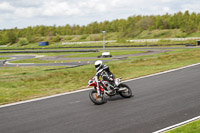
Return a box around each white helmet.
[94,60,103,71]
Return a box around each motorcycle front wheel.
[89,89,106,105]
[118,83,133,98]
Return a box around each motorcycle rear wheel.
[118,83,133,98]
[89,89,106,105]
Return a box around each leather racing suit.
[95,64,115,96]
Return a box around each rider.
[94,60,116,97]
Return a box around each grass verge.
[166,119,200,133]
[0,57,10,60]
[1,48,200,105]
[0,39,195,50]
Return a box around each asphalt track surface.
[0,64,200,133]
[0,49,168,67]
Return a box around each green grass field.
[167,119,200,133]
[1,39,195,49]
[1,48,200,105]
[0,57,10,60]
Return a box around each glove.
[109,77,113,81]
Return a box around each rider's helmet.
[94,60,103,71]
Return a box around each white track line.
[5,62,34,65]
[0,62,200,109]
[0,88,92,108]
[123,62,200,82]
[5,57,34,65]
[153,115,200,133]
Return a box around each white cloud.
[163,7,171,12]
[14,7,40,18]
[42,1,80,16]
[160,0,173,2]
[181,3,200,12]
[0,2,15,11]
[0,0,199,29]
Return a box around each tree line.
[0,10,199,45]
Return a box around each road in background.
[0,49,168,67]
[0,63,200,133]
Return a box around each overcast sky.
[0,0,199,29]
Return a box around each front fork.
[94,76,101,96]
[96,81,101,96]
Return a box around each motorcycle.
[88,76,133,105]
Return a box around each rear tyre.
[89,89,106,105]
[118,83,133,98]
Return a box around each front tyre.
[89,89,106,105]
[118,83,133,98]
